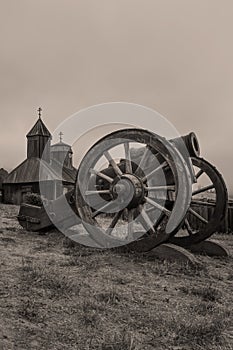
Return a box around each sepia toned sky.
[0,0,232,194]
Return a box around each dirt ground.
[0,204,232,350]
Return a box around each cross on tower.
[37,107,42,118]
[59,131,63,143]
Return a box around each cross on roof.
[59,131,63,143]
[37,107,42,119]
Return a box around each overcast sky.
[0,0,232,194]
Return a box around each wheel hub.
[111,174,145,208]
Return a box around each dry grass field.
[0,204,232,350]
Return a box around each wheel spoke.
[124,142,133,174]
[106,210,123,235]
[138,205,156,234]
[104,151,123,176]
[85,190,111,196]
[90,168,114,183]
[127,209,134,240]
[145,185,175,192]
[145,197,171,216]
[191,199,216,207]
[195,169,204,180]
[134,146,151,176]
[192,184,214,196]
[91,201,115,218]
[142,161,168,182]
[184,218,193,235]
[188,208,208,224]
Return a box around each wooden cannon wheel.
[75,129,192,250]
[169,157,228,247]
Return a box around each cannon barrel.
[170,132,200,158]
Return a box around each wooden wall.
[228,202,233,233]
[3,180,73,205]
[187,200,233,234]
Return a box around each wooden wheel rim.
[75,129,192,250]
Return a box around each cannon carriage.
[18,128,228,253]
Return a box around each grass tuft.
[17,297,45,323]
[173,316,227,346]
[95,289,121,305]
[88,330,136,350]
[20,258,77,298]
[180,284,222,302]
